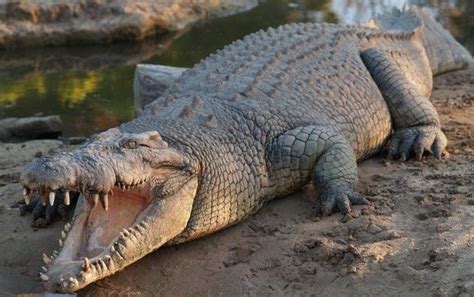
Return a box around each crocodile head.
[20,128,199,292]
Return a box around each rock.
[0,115,62,141]
[134,64,188,112]
[0,0,257,48]
[60,136,88,145]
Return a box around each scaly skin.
[19,6,472,292]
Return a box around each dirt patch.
[0,68,473,296]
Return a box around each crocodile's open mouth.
[33,180,155,291]
[24,172,198,293]
[66,185,152,261]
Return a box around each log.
[0,115,62,142]
[133,64,188,114]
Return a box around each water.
[0,0,472,137]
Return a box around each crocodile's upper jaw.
[39,177,198,292]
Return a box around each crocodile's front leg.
[268,126,367,216]
[361,48,447,160]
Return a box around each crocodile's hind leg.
[268,126,367,216]
[361,48,447,160]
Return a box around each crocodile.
[19,6,472,292]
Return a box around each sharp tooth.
[24,196,31,205]
[40,273,49,281]
[61,231,66,239]
[100,193,109,211]
[68,277,78,287]
[49,192,55,206]
[103,255,114,269]
[42,253,52,265]
[66,222,71,229]
[23,189,31,205]
[64,191,70,206]
[22,188,32,205]
[82,257,90,271]
[92,193,99,207]
[53,250,58,257]
[135,224,145,234]
[98,259,107,271]
[104,255,112,263]
[93,261,102,274]
[110,245,116,253]
[59,239,63,247]
[42,266,48,272]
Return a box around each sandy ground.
[0,68,473,296]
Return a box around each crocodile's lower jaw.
[41,183,155,292]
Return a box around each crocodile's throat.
[78,185,151,259]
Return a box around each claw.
[348,192,368,205]
[321,207,333,217]
[319,185,365,216]
[387,126,447,161]
[336,195,351,215]
[432,133,446,159]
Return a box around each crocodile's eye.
[123,140,138,149]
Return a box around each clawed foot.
[318,185,368,216]
[387,126,447,161]
[18,192,78,228]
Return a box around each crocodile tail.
[374,5,472,75]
